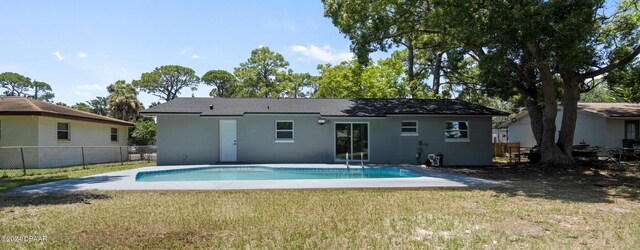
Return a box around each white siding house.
[502,103,640,149]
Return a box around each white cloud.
[179,47,192,55]
[74,84,102,97]
[180,47,202,59]
[77,52,88,59]
[52,51,64,61]
[290,44,353,63]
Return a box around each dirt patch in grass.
[439,161,640,203]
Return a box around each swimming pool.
[135,166,421,182]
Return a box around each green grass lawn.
[0,161,156,192]
[0,163,638,248]
[0,189,638,249]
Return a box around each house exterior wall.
[0,115,130,168]
[155,114,493,166]
[567,110,607,147]
[0,115,39,146]
[237,115,333,163]
[606,118,640,148]
[605,119,626,148]
[156,115,219,165]
[31,116,130,168]
[0,115,39,168]
[508,110,638,149]
[36,116,129,147]
[506,115,537,147]
[508,110,607,148]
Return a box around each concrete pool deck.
[11,164,501,193]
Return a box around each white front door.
[219,120,237,162]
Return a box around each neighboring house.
[0,96,133,167]
[501,103,640,149]
[141,98,507,166]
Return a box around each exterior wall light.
[318,119,327,125]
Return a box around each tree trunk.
[557,77,580,158]
[432,51,443,95]
[538,61,575,166]
[406,37,417,97]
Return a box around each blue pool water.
[135,166,421,182]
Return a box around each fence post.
[81,147,86,169]
[119,146,124,165]
[20,147,26,176]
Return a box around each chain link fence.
[0,146,156,175]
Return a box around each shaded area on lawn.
[440,161,640,203]
[0,175,68,192]
[0,192,111,210]
[0,161,155,192]
[9,175,127,193]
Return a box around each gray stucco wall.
[368,116,493,165]
[237,115,333,163]
[155,114,493,166]
[156,115,219,165]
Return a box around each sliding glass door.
[335,123,369,161]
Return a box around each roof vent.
[267,105,270,110]
[209,105,213,110]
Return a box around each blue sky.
[0,0,379,106]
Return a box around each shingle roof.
[577,103,640,117]
[141,98,508,117]
[498,102,640,128]
[0,96,133,126]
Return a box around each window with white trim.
[275,120,294,142]
[445,121,469,141]
[57,122,70,141]
[111,128,118,142]
[401,121,418,136]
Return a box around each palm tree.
[107,80,143,121]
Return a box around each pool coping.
[10,164,502,193]
[135,165,423,181]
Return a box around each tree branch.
[578,45,640,80]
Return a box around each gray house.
[141,98,507,166]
